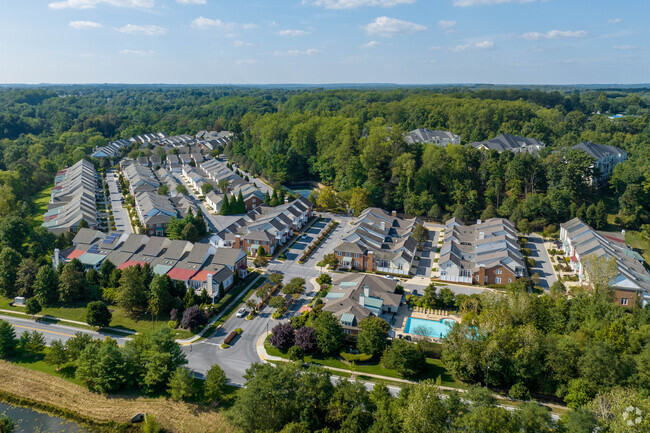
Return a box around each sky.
[0,0,648,84]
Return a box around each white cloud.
[235,59,258,64]
[49,0,154,9]
[241,23,258,29]
[453,40,494,51]
[361,40,380,48]
[453,0,545,6]
[613,45,635,50]
[191,16,238,31]
[274,48,321,56]
[117,24,166,36]
[118,49,156,55]
[233,40,253,47]
[176,0,206,4]
[428,46,443,51]
[278,29,308,37]
[69,20,102,30]
[522,29,586,40]
[306,0,416,9]
[608,18,622,24]
[363,16,427,37]
[438,20,456,30]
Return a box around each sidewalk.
[177,273,266,345]
[0,309,136,335]
[255,331,567,413]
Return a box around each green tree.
[117,265,149,315]
[313,311,344,354]
[0,416,14,433]
[157,184,169,195]
[518,218,532,235]
[0,320,17,358]
[457,406,519,433]
[168,367,197,401]
[15,258,38,298]
[45,339,69,370]
[20,331,45,355]
[99,260,116,288]
[58,259,86,302]
[205,363,228,403]
[357,316,389,356]
[558,408,598,433]
[176,184,188,195]
[201,182,214,195]
[86,301,112,328]
[220,194,231,215]
[411,224,429,246]
[564,378,596,409]
[349,186,370,217]
[25,298,41,317]
[0,247,21,297]
[401,380,448,433]
[316,187,338,209]
[582,254,617,293]
[381,339,425,377]
[327,379,375,432]
[148,274,173,318]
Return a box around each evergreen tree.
[237,190,246,213]
[264,191,271,204]
[205,364,227,403]
[217,282,224,300]
[220,195,231,215]
[59,259,86,302]
[45,339,68,370]
[168,367,197,401]
[0,320,17,358]
[0,247,21,297]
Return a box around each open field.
[0,361,234,433]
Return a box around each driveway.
[527,234,557,290]
[414,230,437,278]
[168,172,221,233]
[106,170,132,234]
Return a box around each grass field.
[32,183,53,224]
[0,360,234,433]
[0,296,193,339]
[625,230,650,266]
[264,340,465,388]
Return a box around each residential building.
[212,196,313,256]
[52,230,246,300]
[42,159,99,234]
[469,133,545,155]
[571,141,627,185]
[438,217,526,285]
[333,208,420,275]
[560,218,650,308]
[404,128,461,146]
[322,274,402,334]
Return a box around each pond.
[0,401,89,433]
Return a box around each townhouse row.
[53,228,248,299]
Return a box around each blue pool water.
[404,317,457,338]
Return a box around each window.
[496,277,501,284]
[621,298,628,306]
[354,253,360,258]
[354,261,359,267]
[496,269,502,275]
[508,279,512,283]
[475,275,479,281]
[484,276,488,283]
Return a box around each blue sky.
[0,0,647,84]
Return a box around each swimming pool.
[404,317,457,338]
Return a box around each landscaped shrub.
[270,322,295,351]
[181,306,208,331]
[295,326,316,353]
[509,382,531,400]
[288,345,304,361]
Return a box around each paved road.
[0,315,130,346]
[527,234,557,290]
[106,170,132,234]
[169,172,220,233]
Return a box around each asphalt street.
[106,170,132,234]
[527,234,557,290]
[0,315,130,346]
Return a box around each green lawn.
[11,348,85,387]
[32,183,53,224]
[625,230,650,267]
[264,340,465,388]
[0,296,192,339]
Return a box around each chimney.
[284,197,289,204]
[391,210,397,217]
[53,248,60,269]
[477,219,482,225]
[479,232,485,240]
[364,285,370,297]
[235,235,241,249]
[380,221,385,230]
[207,273,214,301]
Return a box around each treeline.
[227,361,648,433]
[226,91,650,230]
[0,320,228,404]
[442,282,650,409]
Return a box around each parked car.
[236,309,247,318]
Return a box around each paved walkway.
[0,309,135,335]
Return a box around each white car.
[236,309,247,318]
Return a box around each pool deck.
[392,304,461,340]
